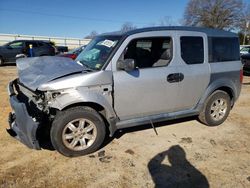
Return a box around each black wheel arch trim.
[197,79,238,111]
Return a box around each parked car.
[240,45,250,55]
[241,53,250,75]
[7,27,242,157]
[0,40,56,65]
[56,46,68,53]
[57,45,85,60]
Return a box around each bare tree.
[85,30,98,39]
[159,16,174,26]
[148,16,176,27]
[240,4,250,31]
[183,0,244,30]
[120,22,137,32]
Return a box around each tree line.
[85,0,250,44]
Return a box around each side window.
[26,42,38,48]
[209,37,240,62]
[123,37,172,68]
[37,42,45,47]
[9,41,23,49]
[240,47,250,53]
[180,36,204,64]
[32,42,38,47]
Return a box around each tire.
[51,106,106,157]
[0,56,4,66]
[198,90,231,126]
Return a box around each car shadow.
[242,82,250,85]
[148,145,209,188]
[37,122,55,151]
[101,116,196,149]
[0,63,16,67]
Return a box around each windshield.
[241,47,250,52]
[76,36,121,70]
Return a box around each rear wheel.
[51,106,106,157]
[198,90,231,126]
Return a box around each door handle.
[167,73,184,83]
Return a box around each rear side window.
[38,42,52,47]
[26,42,38,48]
[180,37,204,64]
[209,37,240,62]
[37,42,45,47]
[31,42,38,47]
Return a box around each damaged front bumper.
[7,79,40,149]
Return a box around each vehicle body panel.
[38,70,113,91]
[16,56,83,90]
[175,31,210,110]
[7,80,40,149]
[46,85,115,119]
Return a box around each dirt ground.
[0,65,249,188]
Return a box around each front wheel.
[50,106,106,157]
[198,90,231,126]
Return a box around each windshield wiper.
[78,61,96,72]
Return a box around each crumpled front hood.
[16,56,84,91]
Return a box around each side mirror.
[117,59,136,71]
[6,45,12,49]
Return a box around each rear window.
[240,47,250,53]
[209,37,240,62]
[180,36,204,64]
[39,41,54,47]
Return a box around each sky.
[0,0,249,39]
[0,0,188,38]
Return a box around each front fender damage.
[46,86,118,136]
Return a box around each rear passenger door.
[176,33,210,110]
[25,41,39,56]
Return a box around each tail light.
[240,69,243,83]
[62,54,77,60]
[71,54,77,60]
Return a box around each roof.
[100,26,238,38]
[9,40,52,43]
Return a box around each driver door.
[113,34,181,121]
[5,41,24,62]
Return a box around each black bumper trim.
[7,81,41,150]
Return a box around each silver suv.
[7,27,242,157]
